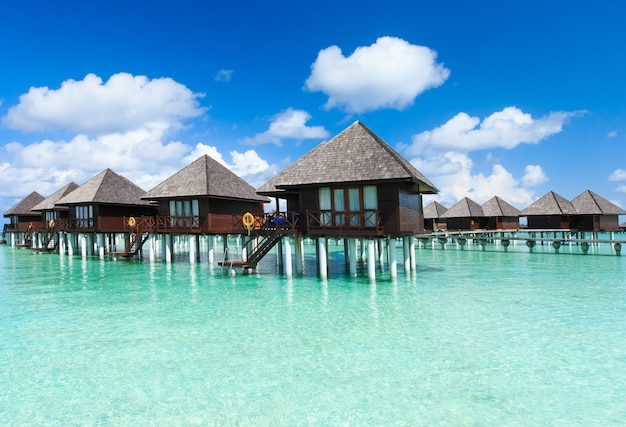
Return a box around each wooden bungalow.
[3,191,45,246]
[439,197,484,230]
[481,196,520,230]
[423,201,448,231]
[257,120,439,238]
[520,191,576,229]
[55,169,156,233]
[141,154,269,234]
[570,190,626,232]
[31,182,80,225]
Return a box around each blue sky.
[2,1,625,221]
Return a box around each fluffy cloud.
[404,106,581,208]
[609,168,626,182]
[305,36,449,113]
[242,108,329,146]
[407,107,581,155]
[215,69,234,82]
[3,72,206,134]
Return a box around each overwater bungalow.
[256,120,438,279]
[571,189,626,232]
[520,191,576,229]
[3,191,45,246]
[53,169,157,256]
[481,196,520,230]
[29,182,80,251]
[439,197,484,230]
[257,121,438,237]
[141,154,268,235]
[423,201,448,231]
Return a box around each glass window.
[363,186,377,209]
[319,187,331,226]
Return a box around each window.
[168,199,200,228]
[317,185,378,228]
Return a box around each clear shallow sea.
[1,240,625,426]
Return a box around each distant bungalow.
[482,196,520,230]
[439,197,484,230]
[423,201,448,231]
[571,189,626,232]
[3,191,45,246]
[29,182,80,251]
[520,191,577,229]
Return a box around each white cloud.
[609,168,626,181]
[608,130,618,137]
[215,69,234,82]
[616,184,626,194]
[521,165,548,187]
[412,152,542,208]
[305,36,450,113]
[3,72,206,134]
[407,107,582,155]
[242,108,329,146]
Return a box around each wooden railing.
[307,209,383,234]
[154,215,201,232]
[231,211,300,234]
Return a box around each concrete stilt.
[410,236,416,272]
[348,238,357,277]
[318,237,328,280]
[403,236,411,275]
[189,235,197,264]
[367,239,376,281]
[164,234,173,262]
[208,235,215,263]
[295,235,304,275]
[378,239,385,268]
[283,237,293,277]
[387,236,397,279]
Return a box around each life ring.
[242,212,255,228]
[128,216,136,228]
[48,219,55,228]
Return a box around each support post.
[387,236,397,279]
[403,236,411,275]
[295,235,304,275]
[318,237,328,280]
[348,238,357,277]
[283,236,293,277]
[367,239,376,281]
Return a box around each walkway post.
[283,236,293,277]
[295,235,304,275]
[410,236,416,272]
[348,238,357,277]
[403,236,411,275]
[164,234,173,262]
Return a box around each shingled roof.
[257,121,438,194]
[142,155,268,202]
[482,196,520,217]
[56,169,151,206]
[520,191,576,216]
[4,191,45,216]
[440,197,484,218]
[571,190,626,215]
[423,201,448,219]
[31,182,79,212]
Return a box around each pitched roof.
[31,182,79,211]
[571,190,626,215]
[142,155,268,202]
[257,121,438,194]
[440,197,484,218]
[423,201,448,219]
[520,191,576,216]
[482,196,520,217]
[4,191,45,216]
[56,169,151,206]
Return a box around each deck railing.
[230,211,300,234]
[307,209,383,234]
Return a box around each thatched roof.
[257,121,438,195]
[571,190,626,215]
[440,197,484,218]
[56,169,151,206]
[423,201,448,219]
[4,191,45,216]
[142,155,268,203]
[31,182,79,212]
[520,191,576,216]
[482,196,520,217]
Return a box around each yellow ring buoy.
[128,217,136,227]
[48,219,55,228]
[242,212,255,228]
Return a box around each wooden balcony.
[306,209,383,237]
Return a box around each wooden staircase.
[114,220,151,258]
[220,231,282,269]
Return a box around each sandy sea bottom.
[1,240,625,426]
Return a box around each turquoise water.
[1,241,626,426]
